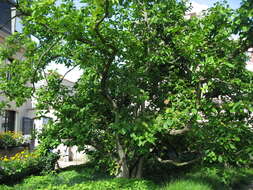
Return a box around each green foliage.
[0,162,252,190]
[0,154,41,183]
[184,166,253,188]
[0,132,24,149]
[0,163,156,189]
[41,179,154,190]
[0,0,253,178]
[235,0,253,49]
[161,180,212,190]
[0,150,59,184]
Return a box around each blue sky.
[191,0,242,9]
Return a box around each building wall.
[0,1,12,34]
[248,48,253,64]
[0,20,34,134]
[32,78,87,162]
[0,97,34,133]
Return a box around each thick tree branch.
[169,126,190,135]
[94,0,117,54]
[116,135,129,178]
[101,55,117,109]
[94,1,109,46]
[156,156,201,166]
[92,0,117,109]
[32,115,52,120]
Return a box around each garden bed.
[0,150,59,184]
[0,145,29,158]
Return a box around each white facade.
[0,28,35,135]
[0,2,85,162]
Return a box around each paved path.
[245,183,253,190]
[56,160,87,169]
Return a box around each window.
[22,117,34,135]
[0,1,23,34]
[0,1,12,34]
[1,110,16,132]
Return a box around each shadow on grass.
[183,175,227,190]
[2,161,253,190]
[144,162,253,190]
[149,171,227,190]
[55,162,112,185]
[231,170,253,190]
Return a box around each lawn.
[0,162,252,190]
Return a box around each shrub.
[39,151,60,173]
[0,150,59,184]
[0,132,24,149]
[0,151,41,183]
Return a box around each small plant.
[0,149,59,184]
[0,132,24,149]
[0,150,38,162]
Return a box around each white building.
[0,1,34,136]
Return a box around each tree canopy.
[0,0,253,178]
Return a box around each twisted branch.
[156,156,201,167]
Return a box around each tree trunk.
[116,136,129,178]
[136,156,144,179]
[130,156,144,179]
[117,158,129,178]
[130,165,137,178]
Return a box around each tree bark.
[130,156,144,178]
[130,165,137,178]
[116,136,129,178]
[135,156,144,179]
[169,127,190,135]
[156,156,201,166]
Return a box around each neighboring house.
[0,2,86,162]
[247,48,253,64]
[245,48,253,72]
[32,75,75,146]
[32,76,87,162]
[0,1,34,136]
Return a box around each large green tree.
[0,0,253,178]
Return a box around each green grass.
[0,163,252,190]
[161,180,212,190]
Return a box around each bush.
[0,151,41,183]
[0,132,24,149]
[42,179,155,190]
[0,150,59,184]
[39,151,60,173]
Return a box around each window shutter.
[0,2,12,34]
[2,110,15,132]
[22,117,34,135]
